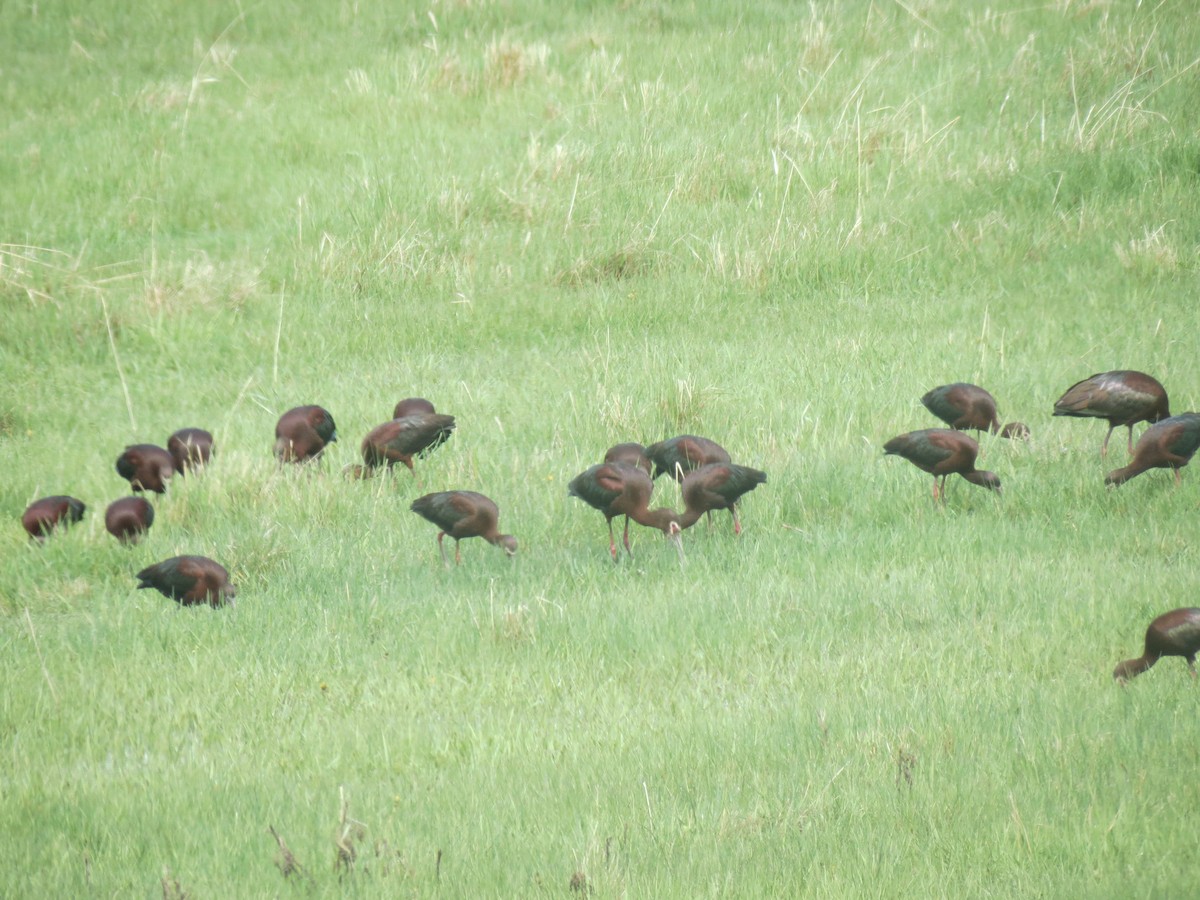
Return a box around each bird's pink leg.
[1175,467,1183,488]
[731,506,742,535]
[1100,426,1115,458]
[455,540,462,565]
[1126,426,1136,457]
[931,478,941,503]
[622,517,633,556]
[607,519,618,561]
[436,532,450,568]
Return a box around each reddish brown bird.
[568,461,683,561]
[167,428,214,474]
[274,405,338,463]
[1104,413,1200,487]
[644,435,730,481]
[921,383,1028,439]
[136,555,236,607]
[884,429,1001,502]
[1113,608,1200,682]
[393,397,437,418]
[1053,370,1170,457]
[105,496,155,544]
[679,463,767,533]
[603,442,652,476]
[356,413,456,480]
[22,496,86,540]
[410,490,517,566]
[116,444,176,493]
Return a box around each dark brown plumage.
[568,461,682,561]
[410,490,517,566]
[921,383,1028,439]
[115,444,176,493]
[274,405,338,463]
[679,463,767,533]
[393,397,437,419]
[358,413,455,479]
[1104,413,1200,487]
[1113,608,1200,682]
[136,555,236,607]
[603,442,652,476]
[883,429,1002,502]
[105,496,154,545]
[167,428,214,474]
[1053,370,1170,457]
[644,435,731,482]
[22,496,86,540]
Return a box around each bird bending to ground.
[411,490,517,567]
[116,444,176,493]
[1113,608,1200,682]
[883,429,1001,502]
[921,383,1028,439]
[136,556,236,607]
[568,461,683,561]
[1053,370,1170,457]
[22,496,86,540]
[168,428,214,473]
[603,442,652,476]
[679,463,767,533]
[105,496,154,544]
[354,413,455,482]
[644,435,730,481]
[275,406,338,463]
[1104,413,1200,487]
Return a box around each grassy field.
[3,0,1199,895]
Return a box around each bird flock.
[18,373,1200,683]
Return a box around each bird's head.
[1000,422,1030,440]
[499,535,519,557]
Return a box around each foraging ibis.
[136,555,236,607]
[22,496,86,540]
[105,496,154,545]
[679,463,767,533]
[603,442,652,476]
[1113,608,1200,682]
[883,429,1001,502]
[410,490,517,566]
[167,428,214,474]
[1053,370,1170,456]
[393,397,437,418]
[116,444,176,493]
[921,383,1028,439]
[568,461,682,561]
[644,435,730,481]
[274,405,338,463]
[1104,413,1200,487]
[357,413,455,480]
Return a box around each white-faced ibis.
[105,496,154,544]
[1104,413,1200,487]
[22,496,86,540]
[136,555,236,607]
[644,435,731,481]
[679,463,767,533]
[394,397,437,418]
[1053,370,1170,457]
[274,405,338,463]
[603,442,652,476]
[1113,608,1200,682]
[168,428,214,474]
[568,461,683,561]
[355,413,455,480]
[116,444,176,493]
[883,429,1001,502]
[410,490,517,567]
[921,383,1028,439]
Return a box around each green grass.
[3,0,1200,895]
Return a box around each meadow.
[2,0,1199,895]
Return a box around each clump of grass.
[555,241,662,286]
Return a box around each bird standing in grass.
[1104,413,1200,487]
[136,555,236,607]
[678,463,767,534]
[275,405,338,463]
[1053,370,1170,457]
[568,461,683,561]
[921,383,1028,439]
[355,413,456,482]
[116,444,176,493]
[22,496,86,540]
[410,490,517,567]
[1113,608,1200,682]
[883,429,1001,502]
[168,428,214,474]
[644,435,730,481]
[105,497,154,544]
